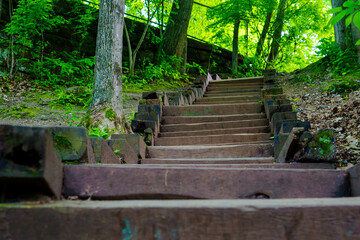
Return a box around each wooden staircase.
[2,76,359,240]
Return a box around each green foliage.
[316,38,358,76]
[88,127,109,139]
[324,79,360,94]
[237,57,264,77]
[53,86,92,107]
[105,108,116,121]
[124,55,192,91]
[309,130,335,157]
[329,0,360,44]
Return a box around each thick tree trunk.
[332,0,353,51]
[256,10,273,56]
[90,0,125,131]
[158,0,194,71]
[351,22,360,63]
[267,0,287,67]
[232,19,240,72]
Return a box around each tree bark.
[352,20,360,63]
[158,0,194,71]
[0,0,3,20]
[331,0,353,51]
[267,0,287,66]
[256,10,273,56]
[232,19,240,72]
[90,0,125,131]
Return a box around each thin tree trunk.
[232,19,240,72]
[256,10,273,56]
[124,23,133,74]
[332,0,354,51]
[245,21,249,57]
[0,0,3,20]
[9,0,14,77]
[267,0,287,67]
[90,0,125,130]
[160,0,164,38]
[158,0,194,71]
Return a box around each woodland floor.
[1,73,359,167]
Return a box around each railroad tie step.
[155,133,271,146]
[3,198,360,239]
[63,165,350,200]
[161,113,266,124]
[158,126,270,137]
[160,119,268,132]
[163,103,263,116]
[147,143,274,159]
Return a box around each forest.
[0,0,360,163]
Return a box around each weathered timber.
[155,133,271,146]
[0,125,63,200]
[107,139,139,164]
[163,103,264,116]
[159,126,270,137]
[111,134,146,159]
[2,198,360,240]
[147,143,274,158]
[48,126,96,164]
[90,137,120,164]
[161,113,266,125]
[160,119,269,132]
[63,165,350,199]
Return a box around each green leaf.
[346,12,356,26]
[353,12,360,30]
[356,39,360,45]
[328,7,343,14]
[330,11,347,25]
[343,0,355,7]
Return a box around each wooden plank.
[63,165,350,199]
[2,198,360,240]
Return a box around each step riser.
[207,87,263,91]
[163,103,263,116]
[141,158,274,164]
[206,90,260,95]
[4,198,359,240]
[204,93,260,97]
[194,101,258,105]
[160,119,268,132]
[159,126,270,137]
[196,96,260,102]
[211,77,264,84]
[162,114,266,124]
[147,143,274,158]
[63,165,350,199]
[155,133,271,146]
[138,163,336,169]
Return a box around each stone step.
[196,95,260,103]
[163,103,263,116]
[3,198,359,239]
[161,113,266,124]
[147,142,273,158]
[155,133,271,146]
[138,162,336,169]
[159,126,270,137]
[63,165,350,199]
[141,157,274,164]
[160,119,268,132]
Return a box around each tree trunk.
[331,0,354,51]
[0,0,3,20]
[232,19,240,72]
[256,10,273,56]
[90,0,125,131]
[352,21,360,63]
[267,0,287,66]
[158,0,194,72]
[245,21,249,57]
